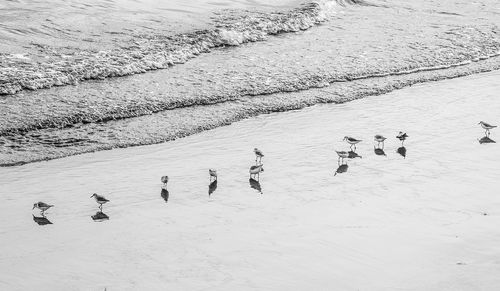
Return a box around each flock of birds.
[31,121,496,224]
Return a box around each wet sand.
[0,71,499,290]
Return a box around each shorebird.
[90,193,109,209]
[343,136,362,150]
[335,150,349,164]
[396,132,408,145]
[249,164,264,179]
[32,202,54,213]
[161,176,169,190]
[479,121,496,136]
[374,134,387,148]
[254,148,264,163]
[209,169,217,182]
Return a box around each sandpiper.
[90,193,109,209]
[374,134,387,147]
[254,148,264,163]
[161,176,169,189]
[335,150,349,164]
[209,169,217,182]
[249,164,264,178]
[343,136,362,150]
[479,121,497,136]
[396,132,408,144]
[32,202,54,213]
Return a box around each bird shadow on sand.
[478,136,496,144]
[33,214,53,226]
[334,164,349,176]
[208,180,218,196]
[91,211,110,222]
[249,178,262,194]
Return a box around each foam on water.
[0,0,500,166]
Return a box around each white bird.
[343,136,362,150]
[479,121,497,136]
[374,134,387,147]
[335,150,349,164]
[249,164,264,178]
[161,176,169,189]
[90,193,110,209]
[254,148,264,163]
[209,169,217,182]
[32,202,54,213]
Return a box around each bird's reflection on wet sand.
[91,211,110,222]
[249,178,262,194]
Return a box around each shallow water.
[0,72,499,290]
[1,0,500,166]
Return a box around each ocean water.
[1,0,500,166]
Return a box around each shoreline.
[2,57,499,167]
[1,70,499,290]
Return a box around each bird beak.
[32,205,35,210]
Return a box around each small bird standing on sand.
[479,121,497,136]
[90,193,109,209]
[374,135,387,148]
[396,132,408,145]
[161,176,169,189]
[249,164,264,179]
[335,150,349,164]
[32,202,54,214]
[209,169,217,182]
[254,148,264,163]
[343,136,362,150]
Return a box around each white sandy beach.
[0,71,499,290]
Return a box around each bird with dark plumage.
[396,132,408,144]
[209,169,217,182]
[479,121,496,136]
[343,136,362,150]
[254,148,264,163]
[32,201,54,213]
[90,193,109,209]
